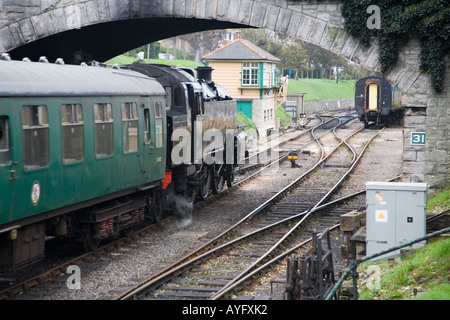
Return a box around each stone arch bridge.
[0,0,448,190]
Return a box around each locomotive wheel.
[226,164,235,188]
[213,173,224,194]
[212,165,224,194]
[198,165,212,200]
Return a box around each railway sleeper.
[172,278,229,287]
[184,273,235,281]
[151,290,214,300]
[160,285,221,293]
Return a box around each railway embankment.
[355,237,449,300]
[340,187,449,300]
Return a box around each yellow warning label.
[375,210,388,222]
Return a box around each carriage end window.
[22,105,49,170]
[94,103,114,158]
[61,104,84,164]
[122,102,138,153]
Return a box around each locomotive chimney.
[196,66,214,82]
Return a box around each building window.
[22,105,49,170]
[122,102,138,153]
[0,116,11,166]
[61,104,84,163]
[94,103,114,158]
[242,62,259,86]
[225,32,234,41]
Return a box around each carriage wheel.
[83,228,101,252]
[151,190,164,223]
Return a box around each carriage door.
[367,83,379,111]
[0,112,14,224]
[142,100,165,180]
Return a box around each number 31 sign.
[411,132,426,145]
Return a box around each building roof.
[202,39,280,63]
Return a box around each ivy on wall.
[340,0,449,92]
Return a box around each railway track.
[0,110,354,300]
[233,112,358,186]
[116,117,381,300]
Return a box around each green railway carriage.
[0,60,166,269]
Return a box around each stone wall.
[402,107,427,183]
[252,97,276,137]
[425,55,450,192]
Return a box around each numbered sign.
[411,132,426,145]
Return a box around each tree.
[281,43,308,73]
[176,31,224,62]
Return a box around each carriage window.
[122,102,138,153]
[94,103,114,158]
[155,118,163,149]
[61,104,84,163]
[154,101,164,149]
[22,105,49,170]
[154,101,163,118]
[144,108,151,145]
[0,116,11,166]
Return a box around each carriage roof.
[0,60,164,97]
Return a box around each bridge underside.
[8,18,246,64]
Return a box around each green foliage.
[413,283,450,300]
[237,112,258,137]
[358,238,450,300]
[287,78,356,101]
[341,0,449,92]
[426,186,450,213]
[125,42,161,59]
[276,106,292,128]
[105,55,203,70]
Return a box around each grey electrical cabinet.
[366,182,428,261]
